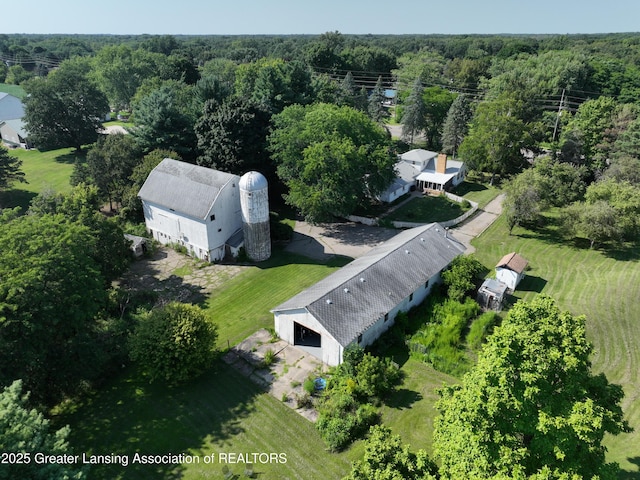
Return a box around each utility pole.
[552,88,566,142]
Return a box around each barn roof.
[496,252,528,274]
[272,223,465,347]
[138,159,239,220]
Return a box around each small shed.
[124,234,148,258]
[478,278,508,311]
[495,252,528,291]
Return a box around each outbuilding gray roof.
[138,159,239,220]
[0,93,25,121]
[272,223,465,347]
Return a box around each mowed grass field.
[471,213,640,477]
[0,146,80,209]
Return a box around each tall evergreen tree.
[0,147,26,191]
[401,77,427,145]
[367,76,388,123]
[441,94,473,157]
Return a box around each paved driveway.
[286,221,398,260]
[450,193,505,253]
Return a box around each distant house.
[138,159,243,262]
[272,223,465,366]
[380,149,466,202]
[0,93,29,148]
[495,252,528,291]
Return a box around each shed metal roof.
[138,159,239,220]
[273,223,465,347]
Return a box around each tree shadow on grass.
[384,388,423,410]
[57,363,261,479]
[453,181,488,196]
[55,151,86,164]
[517,275,547,293]
[0,188,36,211]
[619,457,640,479]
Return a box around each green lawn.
[452,179,502,209]
[386,194,470,223]
[204,251,351,350]
[471,213,640,476]
[57,365,358,480]
[0,147,80,209]
[0,83,26,99]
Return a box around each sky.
[3,0,639,36]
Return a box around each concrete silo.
[239,171,271,261]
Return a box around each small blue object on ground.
[314,377,326,391]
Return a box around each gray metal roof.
[138,159,239,220]
[0,93,25,122]
[273,223,465,346]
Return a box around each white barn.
[138,159,243,262]
[495,252,528,291]
[272,223,465,366]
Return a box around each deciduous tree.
[344,425,437,480]
[0,214,107,404]
[434,295,631,479]
[459,95,528,184]
[195,97,272,177]
[269,103,396,222]
[23,58,109,152]
[129,302,218,385]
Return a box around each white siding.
[496,267,523,291]
[274,308,343,366]
[275,272,442,366]
[142,180,242,262]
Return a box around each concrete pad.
[226,329,327,422]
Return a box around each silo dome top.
[239,171,268,191]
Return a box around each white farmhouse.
[495,252,528,291]
[380,149,466,201]
[138,159,243,262]
[272,223,465,366]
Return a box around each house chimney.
[436,153,447,174]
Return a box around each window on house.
[425,279,429,289]
[210,214,215,221]
[357,334,363,344]
[409,293,414,302]
[384,313,389,322]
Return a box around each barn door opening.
[293,322,321,348]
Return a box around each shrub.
[129,302,217,385]
[466,311,500,350]
[303,378,316,395]
[295,392,313,409]
[262,348,276,367]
